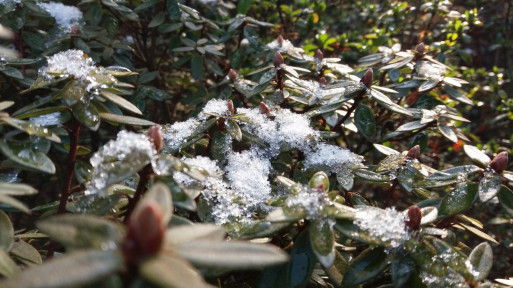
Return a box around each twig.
[123,164,154,224]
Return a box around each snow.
[85,131,156,196]
[43,50,94,81]
[354,206,410,248]
[161,118,200,153]
[37,2,82,31]
[285,186,332,220]
[198,98,230,120]
[304,143,363,174]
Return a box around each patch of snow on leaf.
[161,118,200,153]
[354,206,409,248]
[198,99,230,120]
[304,143,363,174]
[37,2,83,31]
[285,186,332,220]
[43,50,94,81]
[85,131,155,196]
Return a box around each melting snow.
[354,206,410,248]
[304,143,363,174]
[37,2,82,31]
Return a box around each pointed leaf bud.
[147,126,163,153]
[273,51,284,68]
[122,200,165,264]
[259,102,270,115]
[314,49,323,63]
[227,69,238,83]
[276,35,284,45]
[489,151,508,174]
[308,171,329,192]
[360,68,373,88]
[405,205,422,230]
[415,42,425,55]
[319,77,328,88]
[227,99,235,115]
[406,145,420,160]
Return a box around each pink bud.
[227,100,235,115]
[147,126,163,153]
[319,77,328,88]
[273,51,284,68]
[360,68,373,88]
[415,42,425,54]
[407,145,420,159]
[259,102,270,115]
[489,151,508,174]
[405,205,422,230]
[227,69,238,83]
[314,49,323,62]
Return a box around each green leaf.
[266,207,304,223]
[226,119,242,141]
[165,224,225,246]
[478,173,502,202]
[0,194,30,213]
[309,220,335,268]
[138,182,173,225]
[0,210,13,251]
[467,242,493,281]
[140,255,213,288]
[437,122,458,143]
[36,214,124,250]
[463,145,490,166]
[237,0,252,14]
[100,91,142,115]
[1,67,23,79]
[0,249,19,277]
[175,240,289,270]
[148,11,165,28]
[354,105,376,140]
[287,229,316,287]
[9,240,42,265]
[0,182,37,196]
[167,0,180,19]
[0,139,55,174]
[352,169,389,182]
[99,113,155,126]
[396,120,427,132]
[391,255,415,288]
[0,250,123,288]
[138,71,159,84]
[439,183,478,216]
[71,102,100,131]
[191,55,203,80]
[342,247,388,287]
[498,185,513,217]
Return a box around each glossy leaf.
[72,102,100,131]
[0,194,31,213]
[467,242,493,281]
[165,224,225,246]
[226,119,242,141]
[497,185,513,217]
[463,145,491,166]
[342,247,388,287]
[140,255,213,288]
[439,183,478,216]
[0,139,55,174]
[437,122,458,143]
[352,169,389,182]
[287,229,316,288]
[100,91,142,115]
[0,250,123,288]
[36,214,124,250]
[99,113,155,126]
[391,255,415,288]
[354,105,376,140]
[479,173,501,202]
[309,220,335,268]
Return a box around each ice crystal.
[161,118,200,153]
[198,99,230,120]
[173,156,222,187]
[37,2,83,31]
[354,206,410,248]
[266,38,295,54]
[420,251,470,288]
[43,50,94,81]
[304,143,363,174]
[30,112,62,126]
[85,131,156,196]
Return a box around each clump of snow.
[43,50,94,81]
[161,118,200,153]
[85,131,156,196]
[38,2,82,31]
[285,186,332,220]
[173,156,222,187]
[304,143,363,174]
[198,99,230,120]
[354,206,410,248]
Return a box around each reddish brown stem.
[123,164,154,224]
[331,91,366,134]
[57,120,81,214]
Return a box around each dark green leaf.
[467,242,492,281]
[167,0,180,18]
[287,229,316,288]
[191,55,203,80]
[71,102,100,131]
[478,173,501,202]
[352,169,389,182]
[99,113,155,126]
[148,12,165,28]
[396,120,427,132]
[309,220,335,268]
[439,183,478,216]
[0,139,55,174]
[342,247,388,287]
[226,119,242,141]
[1,67,23,79]
[354,105,376,140]
[0,250,123,288]
[391,255,415,288]
[498,185,513,217]
[237,0,252,14]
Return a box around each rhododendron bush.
[0,0,511,287]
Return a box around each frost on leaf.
[85,131,156,196]
[37,2,83,32]
[284,186,332,220]
[161,118,200,153]
[354,206,410,248]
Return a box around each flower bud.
[405,205,422,230]
[308,171,329,191]
[415,42,425,54]
[319,77,328,88]
[259,102,270,115]
[227,69,238,83]
[273,51,284,68]
[314,49,323,63]
[406,145,420,160]
[147,126,163,153]
[122,200,165,265]
[489,151,508,174]
[227,99,235,115]
[276,35,284,45]
[360,68,373,88]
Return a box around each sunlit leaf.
[140,255,213,288]
[99,113,155,126]
[467,242,493,281]
[0,210,13,251]
[0,139,55,174]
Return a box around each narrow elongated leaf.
[99,113,155,126]
[420,207,438,225]
[175,240,289,269]
[467,242,493,281]
[309,220,335,268]
[396,120,427,132]
[0,194,30,213]
[0,182,37,196]
[100,91,142,115]
[0,101,14,111]
[9,240,42,265]
[342,247,388,287]
[352,169,389,182]
[444,85,473,105]
[0,139,55,174]
[167,0,180,18]
[36,214,124,250]
[463,145,491,166]
[437,122,458,143]
[0,250,123,288]
[373,143,399,155]
[165,224,225,246]
[0,210,13,251]
[288,229,316,287]
[0,249,19,277]
[140,255,213,288]
[138,182,173,225]
[226,119,242,141]
[148,12,165,28]
[72,102,100,131]
[391,255,415,288]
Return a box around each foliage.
[0,0,511,287]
